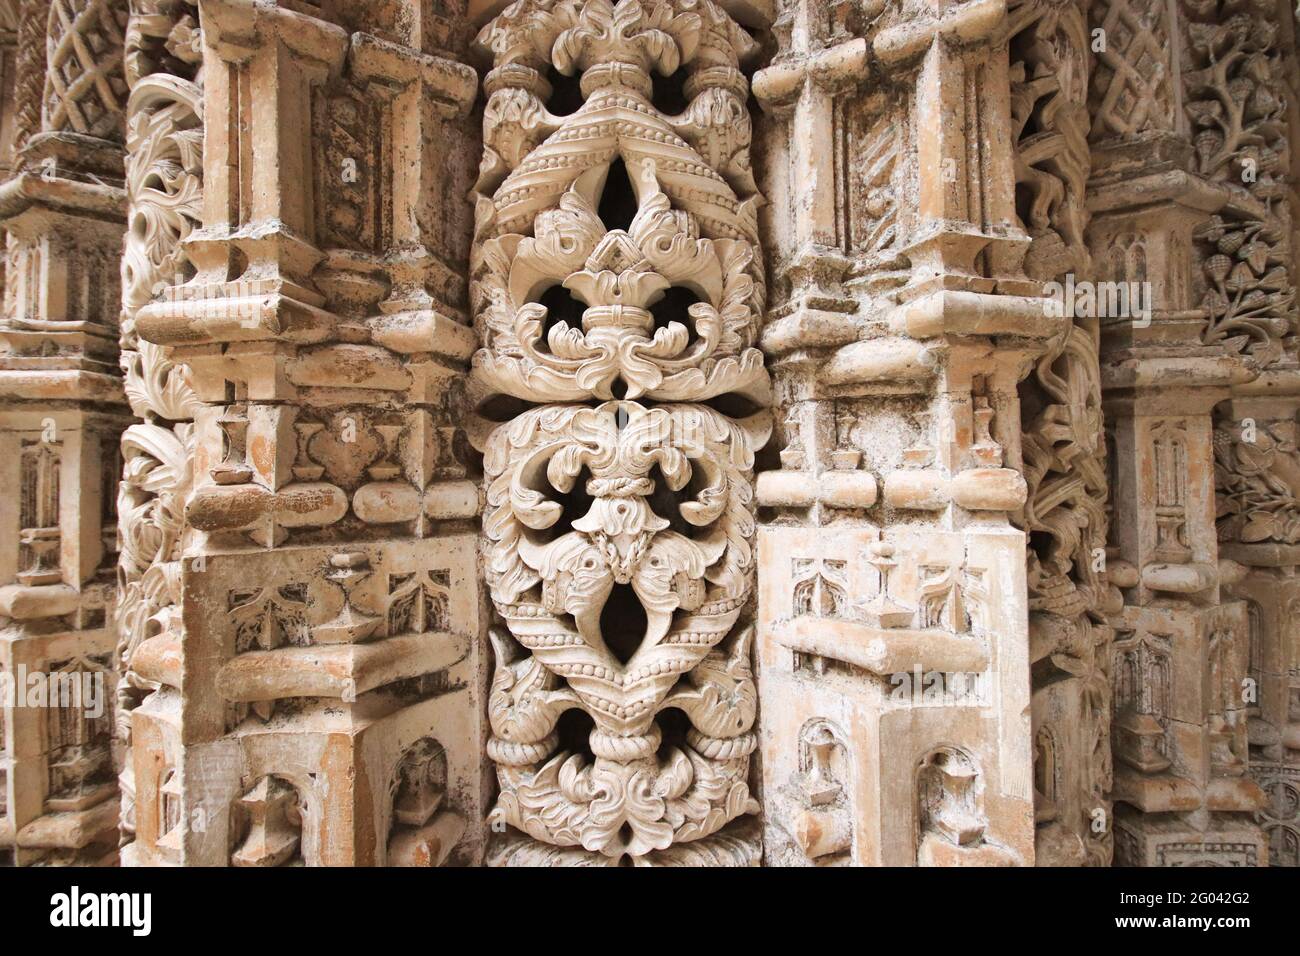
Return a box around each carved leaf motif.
[114,3,204,783]
[475,0,767,863]
[1214,421,1300,544]
[552,0,698,77]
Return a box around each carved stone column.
[123,0,487,867]
[753,0,1048,866]
[1010,0,1115,866]
[1087,0,1269,866]
[114,0,204,863]
[469,0,772,865]
[0,0,128,866]
[1207,0,1300,867]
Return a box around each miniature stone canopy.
[0,0,1296,868]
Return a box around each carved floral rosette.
[470,0,770,864]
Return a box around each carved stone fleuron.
[0,0,1298,869]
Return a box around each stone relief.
[0,0,1296,869]
[470,0,769,866]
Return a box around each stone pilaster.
[1207,0,1300,868]
[0,0,128,866]
[1086,0,1271,867]
[123,0,487,867]
[753,0,1047,866]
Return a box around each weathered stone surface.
[0,0,1296,868]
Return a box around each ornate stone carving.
[113,0,202,856]
[0,0,1296,871]
[43,0,129,139]
[1010,0,1114,866]
[472,0,770,865]
[0,0,129,867]
[13,1,51,151]
[111,1,489,867]
[1192,0,1300,870]
[1089,0,1177,140]
[1215,418,1300,544]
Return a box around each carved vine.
[1183,0,1295,365]
[1214,419,1300,544]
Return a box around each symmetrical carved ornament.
[43,0,130,139]
[470,0,769,865]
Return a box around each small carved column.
[1087,0,1269,866]
[124,0,487,867]
[0,0,126,866]
[753,0,1048,866]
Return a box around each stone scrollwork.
[113,0,203,845]
[472,169,767,405]
[472,0,770,865]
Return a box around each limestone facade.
[0,0,1296,867]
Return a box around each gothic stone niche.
[127,535,484,866]
[782,718,854,864]
[917,746,987,858]
[1032,676,1110,866]
[230,774,303,867]
[756,525,1033,867]
[386,735,467,866]
[469,0,772,867]
[2,414,125,607]
[44,655,115,812]
[17,438,61,586]
[1110,602,1269,865]
[1218,571,1300,867]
